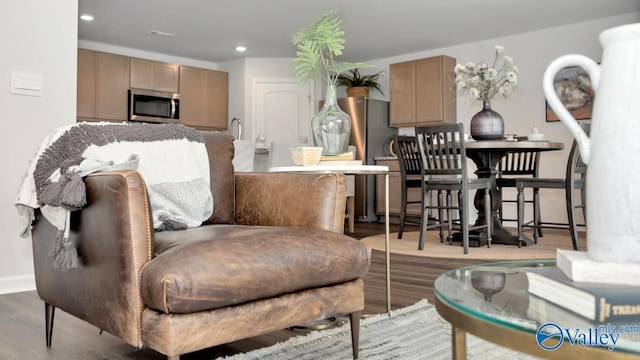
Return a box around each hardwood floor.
[0,222,483,359]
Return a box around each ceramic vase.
[312,84,352,155]
[543,23,640,264]
[470,101,505,140]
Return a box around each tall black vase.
[470,101,504,140]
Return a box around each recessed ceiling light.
[147,30,175,38]
[80,14,94,21]
[235,46,247,52]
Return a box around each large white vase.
[543,23,640,264]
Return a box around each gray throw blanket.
[16,122,213,270]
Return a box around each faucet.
[229,117,243,140]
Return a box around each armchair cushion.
[141,225,371,313]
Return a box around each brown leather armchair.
[31,132,371,359]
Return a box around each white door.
[254,80,313,147]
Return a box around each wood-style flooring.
[0,222,484,359]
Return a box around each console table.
[269,165,392,314]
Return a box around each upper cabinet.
[389,55,456,127]
[179,66,229,130]
[130,58,179,93]
[77,49,129,122]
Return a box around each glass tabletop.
[434,260,640,355]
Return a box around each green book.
[525,267,640,323]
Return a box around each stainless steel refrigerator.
[324,96,397,222]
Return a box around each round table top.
[465,140,564,151]
[435,260,640,358]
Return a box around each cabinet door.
[153,62,180,93]
[377,171,403,216]
[180,66,228,130]
[95,52,129,121]
[203,70,228,130]
[179,66,205,127]
[77,49,96,119]
[389,61,416,127]
[376,159,424,217]
[130,58,179,93]
[415,56,456,124]
[129,58,154,90]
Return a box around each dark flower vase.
[470,101,505,140]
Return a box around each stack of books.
[318,151,362,166]
[524,266,640,323]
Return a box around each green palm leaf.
[292,9,375,85]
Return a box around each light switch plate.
[11,71,43,96]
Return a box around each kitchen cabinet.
[130,58,179,93]
[179,66,228,130]
[375,158,422,218]
[77,49,96,119]
[77,49,130,122]
[389,55,456,127]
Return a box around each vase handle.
[542,55,600,164]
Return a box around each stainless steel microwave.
[128,88,180,123]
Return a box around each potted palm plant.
[337,69,385,97]
[291,9,373,155]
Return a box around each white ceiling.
[78,0,640,63]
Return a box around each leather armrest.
[31,170,153,347]
[234,172,347,233]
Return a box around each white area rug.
[219,299,540,359]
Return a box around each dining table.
[457,139,564,247]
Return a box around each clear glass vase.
[311,84,351,155]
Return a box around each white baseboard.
[0,274,36,295]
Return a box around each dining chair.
[512,122,589,249]
[415,123,492,254]
[393,135,447,243]
[496,150,542,236]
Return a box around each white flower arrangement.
[454,45,519,102]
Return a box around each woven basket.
[291,147,322,166]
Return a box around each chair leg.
[517,185,525,248]
[45,302,55,347]
[533,188,541,243]
[399,186,408,239]
[461,190,469,254]
[434,190,443,243]
[497,185,504,225]
[566,186,580,251]
[350,311,361,359]
[418,189,429,250]
[446,191,454,245]
[484,188,492,248]
[534,188,543,238]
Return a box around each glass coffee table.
[435,260,640,359]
